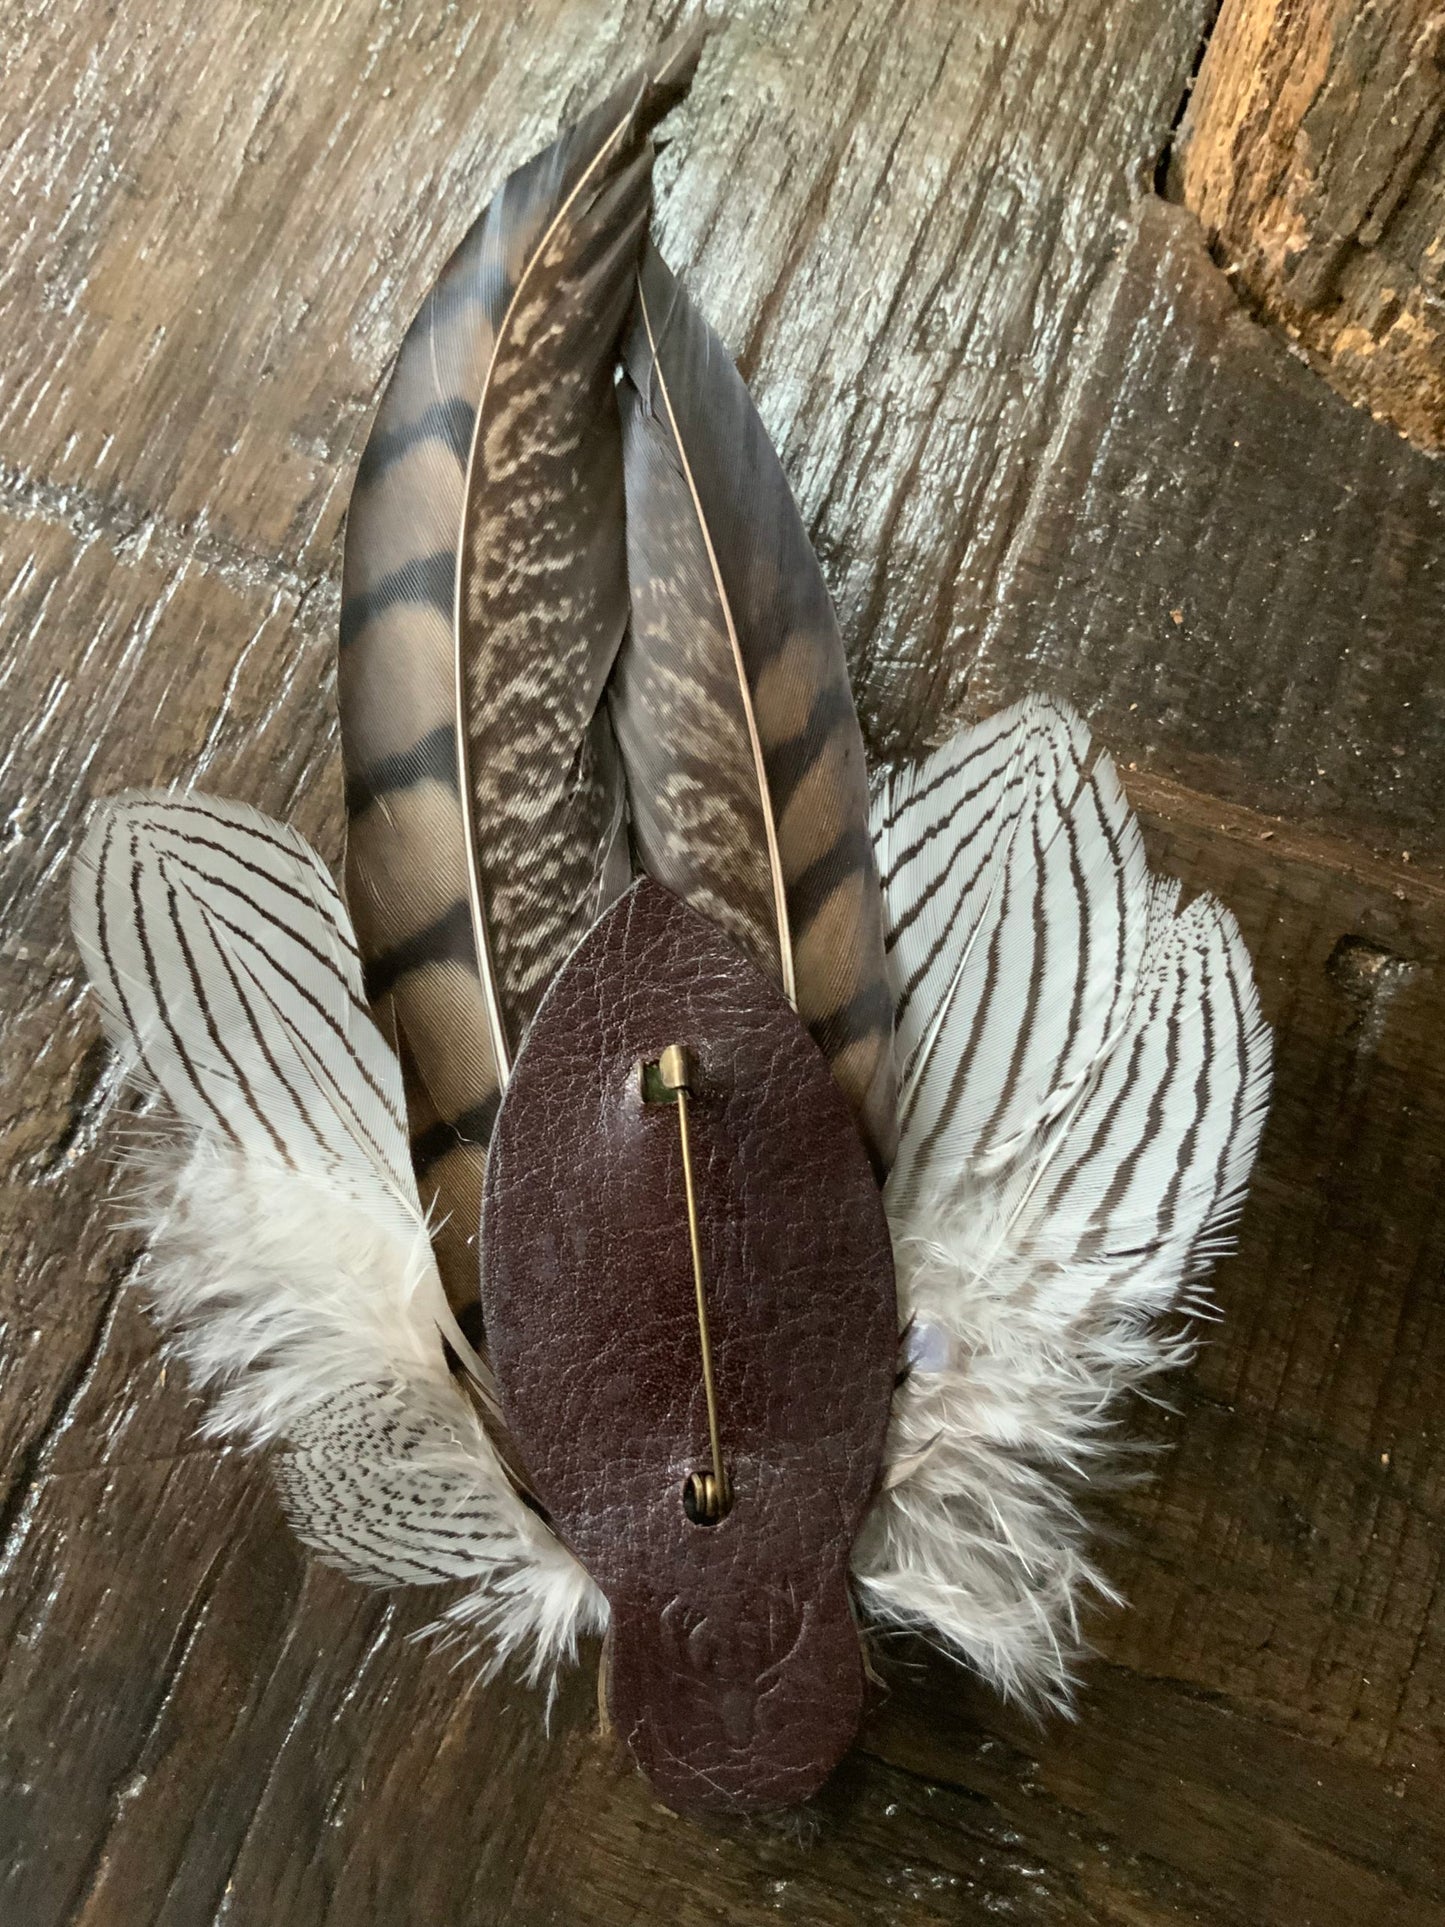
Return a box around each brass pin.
[657,1044,731,1523]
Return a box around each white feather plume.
[71,792,604,1683]
[854,697,1272,1705]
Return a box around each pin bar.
[657,1045,731,1523]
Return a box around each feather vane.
[339,33,703,1305]
[854,698,1271,1702]
[611,244,898,1173]
[71,792,414,1217]
[877,696,1151,1210]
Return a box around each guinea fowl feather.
[853,698,1272,1703]
[339,32,703,1309]
[611,243,898,1175]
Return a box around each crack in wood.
[0,1247,139,1576]
[1153,0,1226,194]
[0,458,341,630]
[26,1035,121,1183]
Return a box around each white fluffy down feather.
[854,1183,1197,1704]
[140,1139,604,1680]
[72,792,605,1683]
[854,697,1271,1704]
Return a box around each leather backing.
[480,880,896,1812]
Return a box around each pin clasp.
[646,1045,732,1524]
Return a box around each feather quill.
[853,698,1272,1702]
[339,33,703,1306]
[611,244,898,1174]
[70,793,603,1680]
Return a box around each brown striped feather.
[338,35,703,1308]
[610,244,898,1174]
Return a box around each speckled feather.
[612,244,899,1174]
[338,33,703,1310]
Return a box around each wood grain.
[972,196,1445,863]
[1,1,1442,1922]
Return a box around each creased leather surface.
[480,879,896,1812]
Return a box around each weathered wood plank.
[973,197,1445,864]
[647,0,1212,756]
[2,0,1443,1922]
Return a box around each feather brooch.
[70,33,1271,1815]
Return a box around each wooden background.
[2,2,1443,1921]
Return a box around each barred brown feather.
[611,245,898,1173]
[338,35,703,1306]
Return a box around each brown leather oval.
[480,879,896,1812]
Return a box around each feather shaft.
[632,266,796,1000]
[340,34,703,1303]
[612,245,898,1172]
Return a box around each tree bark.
[1172,0,1445,450]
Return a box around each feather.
[876,696,1151,1213]
[854,698,1272,1703]
[71,793,416,1227]
[610,244,898,1174]
[71,794,603,1682]
[339,32,704,1307]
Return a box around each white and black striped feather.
[855,698,1271,1703]
[73,794,412,1211]
[70,793,603,1681]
